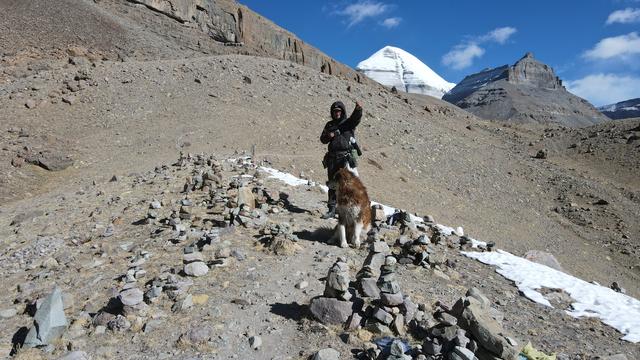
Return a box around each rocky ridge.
[443,53,609,127]
[599,98,640,120]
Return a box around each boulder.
[459,303,519,360]
[524,250,564,272]
[309,297,353,325]
[24,287,68,348]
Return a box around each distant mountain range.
[442,53,609,127]
[599,98,640,120]
[356,46,455,99]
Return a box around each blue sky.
[239,0,640,106]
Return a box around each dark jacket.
[320,101,362,153]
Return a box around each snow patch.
[462,250,640,343]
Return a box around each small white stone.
[184,262,209,277]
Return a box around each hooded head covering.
[330,101,347,121]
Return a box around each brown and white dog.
[332,167,372,248]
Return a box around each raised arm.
[341,101,362,131]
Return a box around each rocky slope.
[599,98,640,120]
[0,0,362,82]
[356,46,455,98]
[1,1,640,359]
[443,53,609,127]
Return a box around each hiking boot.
[321,207,336,219]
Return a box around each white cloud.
[442,26,516,69]
[481,26,518,44]
[442,43,486,70]
[380,17,402,28]
[583,32,640,60]
[338,1,390,27]
[606,8,640,24]
[565,73,640,106]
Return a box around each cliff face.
[443,53,608,127]
[128,0,361,81]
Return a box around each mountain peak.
[356,46,455,99]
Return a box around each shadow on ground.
[294,226,335,244]
[269,302,308,322]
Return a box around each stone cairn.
[310,257,360,326]
[356,287,521,360]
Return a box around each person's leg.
[322,162,338,219]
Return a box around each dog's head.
[334,167,355,184]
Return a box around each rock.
[143,319,164,334]
[192,294,209,305]
[422,338,442,355]
[372,241,390,253]
[237,186,255,209]
[449,346,478,360]
[534,149,547,159]
[372,307,393,325]
[180,325,213,344]
[359,278,380,298]
[313,348,340,360]
[393,313,405,335]
[249,335,262,350]
[24,287,68,348]
[381,291,404,306]
[107,315,131,331]
[438,312,458,326]
[184,261,209,277]
[295,280,308,289]
[345,312,362,331]
[58,351,90,360]
[0,308,17,319]
[36,153,73,171]
[62,95,76,105]
[459,302,519,360]
[119,288,144,306]
[466,288,491,309]
[523,250,564,272]
[183,252,204,263]
[309,297,353,325]
[25,99,37,109]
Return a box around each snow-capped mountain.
[598,98,640,120]
[356,46,455,99]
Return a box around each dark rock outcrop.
[599,98,640,120]
[443,53,608,127]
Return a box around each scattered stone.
[24,287,68,348]
[58,351,90,360]
[313,348,340,360]
[295,280,308,289]
[249,335,262,350]
[25,99,37,109]
[534,149,547,159]
[119,288,144,306]
[62,95,76,105]
[184,262,209,277]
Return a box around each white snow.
[462,250,640,343]
[356,46,455,98]
[258,164,640,343]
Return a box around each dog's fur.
[332,167,372,248]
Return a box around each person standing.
[320,100,363,219]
